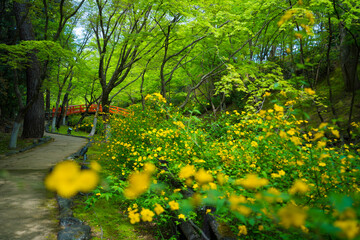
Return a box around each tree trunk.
[14,2,44,138]
[9,120,22,149]
[89,104,100,137]
[46,88,50,119]
[339,23,360,92]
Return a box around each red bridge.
[51,104,129,117]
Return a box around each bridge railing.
[51,104,129,117]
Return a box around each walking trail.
[0,133,88,240]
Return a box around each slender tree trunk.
[14,2,44,138]
[89,103,100,137]
[56,81,72,129]
[339,24,360,92]
[46,88,50,119]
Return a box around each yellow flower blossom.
[274,104,284,112]
[45,160,99,198]
[179,165,196,179]
[278,204,307,229]
[124,171,151,199]
[289,180,310,195]
[238,225,248,236]
[154,204,165,215]
[304,88,315,95]
[90,161,101,172]
[169,200,179,210]
[332,129,340,138]
[128,210,140,224]
[319,162,326,167]
[251,141,258,147]
[178,214,186,220]
[140,208,155,222]
[334,220,359,239]
[237,174,268,189]
[195,169,213,185]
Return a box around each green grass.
[50,125,90,137]
[73,197,156,239]
[0,132,37,155]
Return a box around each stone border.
[0,136,53,160]
[56,195,91,240]
[55,139,93,240]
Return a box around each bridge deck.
[50,104,128,117]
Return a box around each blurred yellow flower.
[45,160,99,198]
[238,225,248,236]
[278,204,307,229]
[169,200,179,210]
[304,88,315,95]
[195,169,213,185]
[289,180,310,195]
[237,174,268,189]
[140,208,155,222]
[334,220,359,239]
[154,204,164,215]
[179,165,196,179]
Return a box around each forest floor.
[0,133,87,240]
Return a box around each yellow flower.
[278,204,307,229]
[279,131,287,139]
[274,104,284,112]
[154,204,164,215]
[332,129,340,138]
[179,165,196,179]
[334,220,359,239]
[178,214,186,220]
[237,174,268,189]
[289,180,310,195]
[90,161,101,172]
[313,132,324,141]
[143,162,156,174]
[45,160,99,198]
[128,211,140,224]
[263,92,271,97]
[140,208,155,222]
[287,128,296,136]
[195,169,213,185]
[206,209,212,214]
[251,141,258,147]
[238,225,247,236]
[124,171,151,199]
[169,200,179,210]
[317,141,326,149]
[319,162,326,167]
[304,88,315,95]
[264,187,282,203]
[76,169,99,192]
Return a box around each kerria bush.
[91,93,360,239]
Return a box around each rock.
[57,224,91,240]
[57,196,73,218]
[57,196,72,210]
[178,221,201,240]
[59,217,83,227]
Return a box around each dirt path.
[0,133,88,240]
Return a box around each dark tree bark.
[14,2,44,138]
[339,24,360,92]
